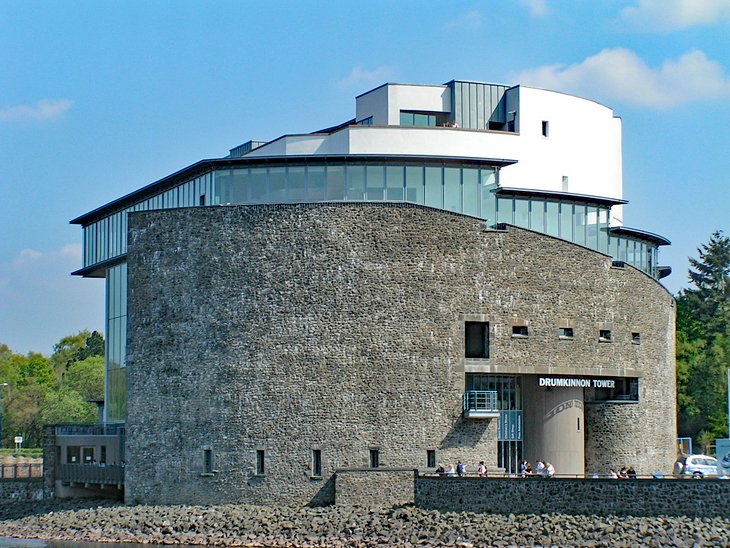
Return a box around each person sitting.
[535,460,545,475]
[544,462,555,477]
[435,464,446,476]
[618,466,628,479]
[609,468,618,479]
[627,466,637,479]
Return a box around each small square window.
[599,330,612,342]
[512,325,529,337]
[542,120,549,137]
[559,327,574,339]
[632,332,641,344]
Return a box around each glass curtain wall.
[467,374,523,474]
[106,262,127,422]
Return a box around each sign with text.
[539,377,616,388]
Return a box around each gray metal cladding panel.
[451,81,508,129]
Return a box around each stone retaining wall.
[416,476,730,517]
[0,478,44,501]
[335,469,415,507]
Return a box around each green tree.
[64,355,104,400]
[676,230,730,445]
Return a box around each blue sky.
[1,0,729,354]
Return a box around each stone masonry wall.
[416,476,730,518]
[0,479,44,502]
[335,469,415,508]
[43,424,56,499]
[125,203,675,505]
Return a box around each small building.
[63,80,676,505]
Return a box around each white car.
[674,454,719,478]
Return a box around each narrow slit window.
[632,332,641,344]
[427,450,436,468]
[204,449,213,473]
[256,450,265,475]
[542,120,549,137]
[369,449,380,468]
[312,449,322,477]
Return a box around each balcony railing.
[59,463,124,485]
[463,390,500,419]
[55,424,126,436]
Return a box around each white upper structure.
[246,81,624,225]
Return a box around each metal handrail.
[55,424,126,436]
[463,390,498,412]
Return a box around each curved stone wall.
[125,203,675,505]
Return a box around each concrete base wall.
[416,476,730,517]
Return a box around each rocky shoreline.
[1,500,729,546]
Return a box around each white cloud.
[0,243,104,355]
[443,9,484,30]
[621,0,730,31]
[11,248,42,268]
[0,98,74,122]
[514,48,730,108]
[338,66,394,89]
[518,0,548,17]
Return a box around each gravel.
[1,500,728,546]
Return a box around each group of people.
[520,459,555,477]
[434,459,557,477]
[608,466,637,479]
[434,460,472,477]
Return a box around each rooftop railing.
[55,424,126,436]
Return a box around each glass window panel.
[514,199,529,228]
[269,167,286,202]
[414,113,433,127]
[385,166,404,201]
[326,165,345,200]
[405,166,424,204]
[586,206,598,249]
[250,168,268,203]
[481,169,497,222]
[462,169,479,217]
[560,203,574,241]
[573,204,586,245]
[425,167,442,208]
[287,166,306,202]
[346,165,365,200]
[229,169,250,204]
[530,200,545,232]
[497,197,513,224]
[400,112,414,126]
[307,166,326,201]
[444,168,460,212]
[546,201,559,236]
[366,165,385,201]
